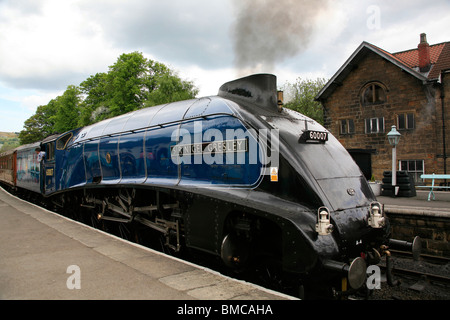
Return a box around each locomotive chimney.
[418,33,431,72]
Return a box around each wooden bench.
[418,174,450,201]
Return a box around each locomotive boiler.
[0,74,419,298]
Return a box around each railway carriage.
[0,148,16,187]
[15,142,42,193]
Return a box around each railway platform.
[0,187,294,300]
[379,190,450,213]
[378,189,450,219]
[379,190,450,257]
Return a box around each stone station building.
[316,34,450,187]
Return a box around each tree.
[145,72,199,107]
[78,72,108,126]
[106,52,156,117]
[19,86,82,144]
[282,77,328,124]
[53,85,82,133]
[19,103,57,144]
[19,52,199,142]
[79,52,198,125]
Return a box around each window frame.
[399,159,424,184]
[45,142,56,162]
[397,113,415,130]
[340,119,355,135]
[56,132,74,150]
[365,117,385,134]
[360,82,388,106]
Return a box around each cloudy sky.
[1,0,449,133]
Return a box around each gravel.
[368,255,450,300]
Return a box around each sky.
[0,0,449,133]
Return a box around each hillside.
[0,132,20,152]
[0,132,19,138]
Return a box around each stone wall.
[322,50,448,182]
[385,210,450,257]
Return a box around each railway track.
[388,250,450,285]
[370,250,450,300]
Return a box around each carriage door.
[43,141,56,194]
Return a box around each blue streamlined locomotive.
[0,74,419,297]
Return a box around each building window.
[399,160,424,184]
[340,119,355,135]
[360,82,387,106]
[365,117,384,133]
[398,113,415,130]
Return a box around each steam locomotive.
[0,74,419,298]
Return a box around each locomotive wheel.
[251,254,284,293]
[118,223,132,241]
[116,222,143,245]
[220,233,250,269]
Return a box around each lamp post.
[387,125,401,196]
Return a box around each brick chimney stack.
[418,33,431,72]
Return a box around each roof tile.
[393,42,449,79]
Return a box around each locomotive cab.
[40,135,56,194]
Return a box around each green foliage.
[19,103,57,144]
[282,77,327,124]
[78,72,108,125]
[53,85,82,133]
[19,52,199,144]
[0,133,20,152]
[145,73,199,107]
[78,51,198,126]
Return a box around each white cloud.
[0,85,62,132]
[0,0,120,89]
[77,0,234,70]
[178,65,236,97]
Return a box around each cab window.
[56,132,73,150]
[46,143,55,161]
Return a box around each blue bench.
[418,174,450,201]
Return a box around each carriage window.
[360,83,387,106]
[56,132,73,150]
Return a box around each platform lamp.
[387,125,401,196]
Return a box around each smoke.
[231,0,329,76]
